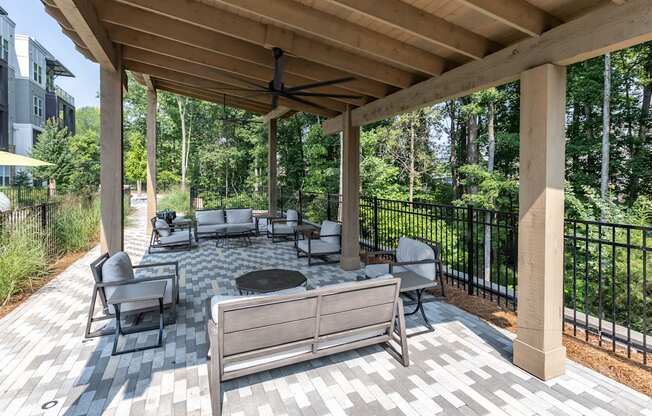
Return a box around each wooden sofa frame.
[206,277,409,415]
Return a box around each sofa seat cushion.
[196,209,225,225]
[268,223,295,235]
[319,220,341,245]
[364,263,408,278]
[119,279,175,313]
[226,208,253,224]
[155,219,171,237]
[224,223,255,233]
[396,237,436,280]
[197,223,228,235]
[159,230,193,245]
[296,239,340,255]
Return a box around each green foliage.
[30,120,74,190]
[53,198,101,254]
[158,188,190,214]
[453,164,518,210]
[0,229,48,305]
[125,132,147,186]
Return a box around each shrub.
[53,198,101,254]
[0,229,48,305]
[158,188,190,214]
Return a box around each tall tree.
[601,53,611,218]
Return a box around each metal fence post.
[326,194,332,221]
[467,204,475,295]
[373,196,379,251]
[298,190,303,223]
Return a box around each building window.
[33,96,43,118]
[2,39,8,61]
[32,62,42,84]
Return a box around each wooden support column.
[267,118,278,214]
[99,64,124,254]
[340,106,360,271]
[146,87,157,234]
[513,63,567,380]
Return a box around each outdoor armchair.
[295,220,341,266]
[364,237,445,332]
[85,252,179,338]
[267,209,299,242]
[149,217,194,253]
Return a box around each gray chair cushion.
[396,237,436,280]
[155,219,170,237]
[297,239,340,255]
[268,223,295,235]
[197,223,228,235]
[286,209,299,225]
[196,209,225,225]
[101,252,135,306]
[319,220,341,246]
[364,263,408,278]
[159,231,193,245]
[226,208,253,224]
[120,279,174,313]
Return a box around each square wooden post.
[146,87,157,234]
[268,118,278,214]
[99,64,124,255]
[513,63,567,380]
[340,106,360,271]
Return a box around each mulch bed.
[0,250,90,320]
[439,282,652,397]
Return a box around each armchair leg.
[386,298,410,367]
[85,287,115,338]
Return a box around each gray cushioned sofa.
[195,208,257,240]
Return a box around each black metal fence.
[188,187,651,365]
[0,186,51,209]
[0,202,59,257]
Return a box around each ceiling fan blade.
[288,91,363,99]
[280,93,330,112]
[285,77,355,92]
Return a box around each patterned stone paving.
[0,205,650,416]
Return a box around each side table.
[107,280,167,355]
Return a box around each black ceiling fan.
[218,48,361,111]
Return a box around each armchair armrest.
[133,261,179,281]
[388,258,436,274]
[95,274,176,288]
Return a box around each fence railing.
[0,186,51,209]
[188,187,651,365]
[0,202,59,257]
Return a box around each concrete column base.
[513,339,566,380]
[340,256,361,271]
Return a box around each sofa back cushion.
[396,237,436,280]
[196,209,225,225]
[226,208,252,224]
[155,218,171,237]
[101,251,135,300]
[319,220,341,245]
[286,209,299,225]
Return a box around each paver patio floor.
[0,205,650,416]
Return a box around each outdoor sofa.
[195,208,257,240]
[295,219,342,265]
[206,277,409,415]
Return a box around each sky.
[3,0,100,108]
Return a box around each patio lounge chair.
[149,217,194,253]
[206,277,409,415]
[267,209,299,242]
[85,252,179,338]
[364,237,445,331]
[295,220,341,266]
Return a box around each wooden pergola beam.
[121,45,365,108]
[325,0,500,61]
[455,0,560,37]
[213,0,448,76]
[262,106,292,122]
[155,81,270,114]
[52,0,119,70]
[115,0,417,89]
[96,3,389,99]
[124,60,340,117]
[323,0,652,134]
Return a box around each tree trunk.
[467,110,479,195]
[177,97,189,192]
[631,45,652,202]
[447,100,459,198]
[136,179,142,194]
[600,53,611,219]
[484,100,496,279]
[408,119,416,203]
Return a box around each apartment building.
[0,6,75,185]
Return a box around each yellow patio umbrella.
[0,151,54,167]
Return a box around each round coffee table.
[236,269,307,295]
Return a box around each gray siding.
[14,78,45,126]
